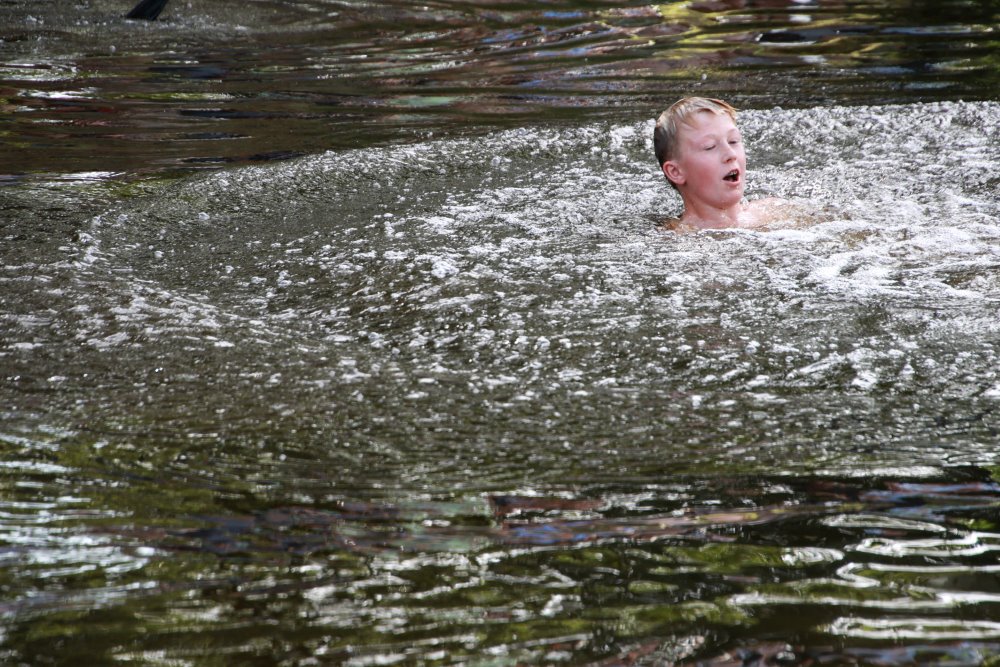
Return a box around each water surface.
[2,0,1000,664]
[2,0,998,179]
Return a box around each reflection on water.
[2,0,1000,663]
[0,0,998,178]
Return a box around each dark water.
[2,0,999,179]
[3,0,1000,664]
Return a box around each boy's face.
[663,111,746,210]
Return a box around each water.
[2,0,998,178]
[3,0,1000,664]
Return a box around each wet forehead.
[679,110,740,143]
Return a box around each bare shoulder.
[743,198,825,230]
[657,199,830,234]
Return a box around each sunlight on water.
[2,99,1000,662]
[64,101,1000,476]
[3,0,998,176]
[2,0,999,660]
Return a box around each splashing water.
[2,100,1000,663]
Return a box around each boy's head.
[653,97,746,213]
[653,97,739,190]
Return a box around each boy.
[654,97,780,230]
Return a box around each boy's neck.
[680,200,745,229]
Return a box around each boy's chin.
[717,190,744,206]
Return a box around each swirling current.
[2,99,1000,663]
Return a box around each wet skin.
[662,111,767,230]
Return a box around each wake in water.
[2,101,1000,663]
[29,100,997,494]
[70,101,1000,449]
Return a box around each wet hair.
[653,97,738,169]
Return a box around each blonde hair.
[653,97,738,169]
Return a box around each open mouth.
[723,169,740,183]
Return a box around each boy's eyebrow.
[688,130,736,141]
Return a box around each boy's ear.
[662,160,685,187]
